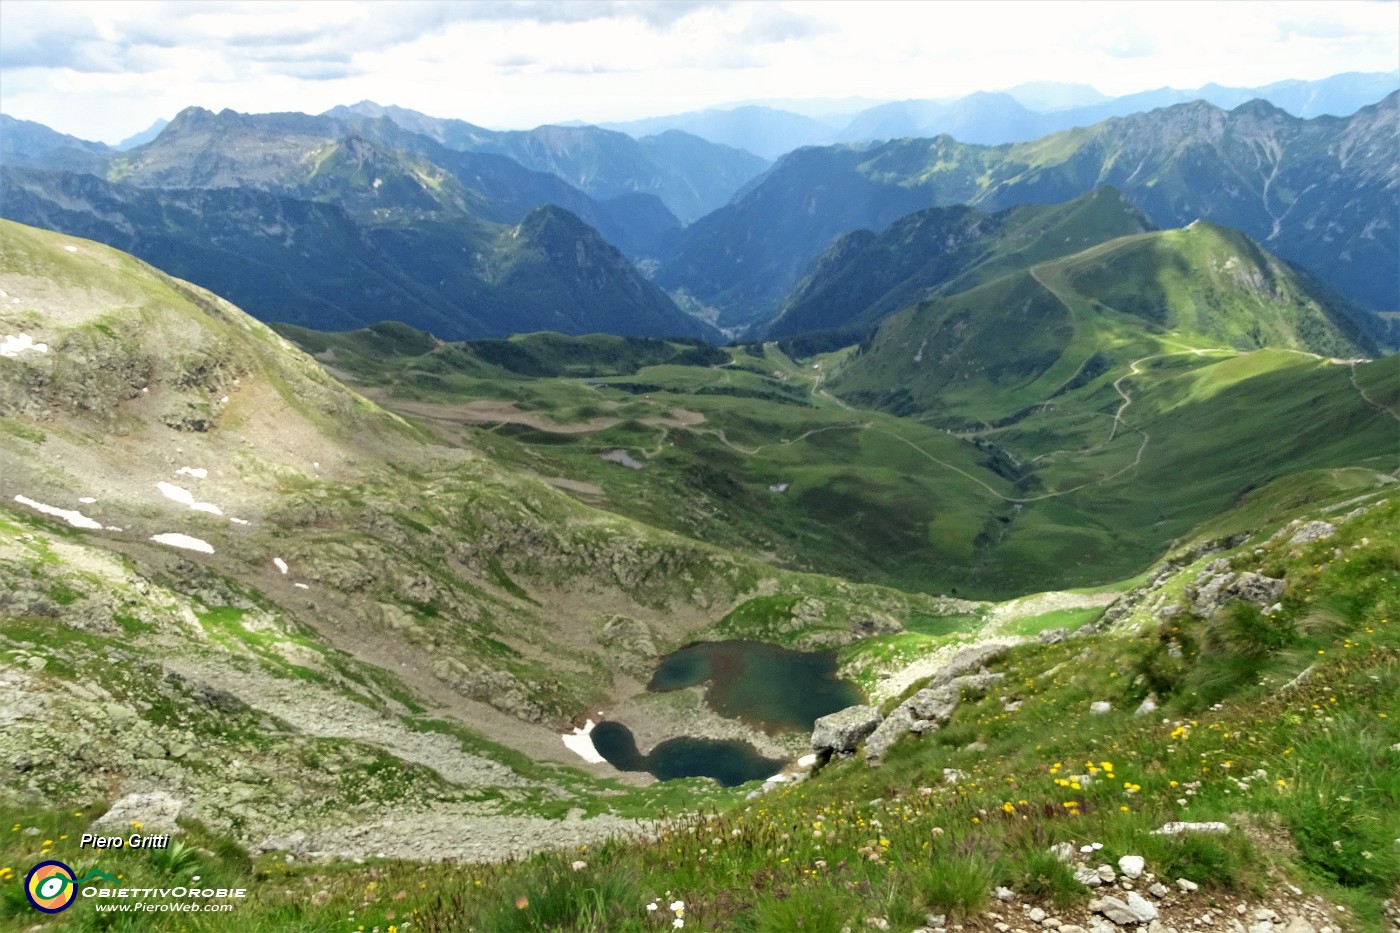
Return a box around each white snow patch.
[562,719,606,764]
[229,517,250,526]
[64,245,77,252]
[1,333,49,357]
[797,753,818,768]
[175,467,208,479]
[273,557,288,574]
[765,773,789,783]
[156,481,223,515]
[79,497,97,504]
[105,526,123,532]
[293,582,309,590]
[150,533,214,553]
[13,495,101,529]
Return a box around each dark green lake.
[593,640,863,786]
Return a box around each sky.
[1,0,1397,143]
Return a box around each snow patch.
[175,467,208,479]
[229,517,250,526]
[797,753,818,768]
[156,482,223,515]
[150,533,214,554]
[1,333,48,357]
[293,582,309,590]
[79,497,97,504]
[562,719,606,764]
[13,495,101,529]
[273,557,288,575]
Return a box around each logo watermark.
[21,858,247,914]
[24,860,81,913]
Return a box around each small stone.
[1247,923,1273,933]
[1149,883,1170,898]
[996,886,1015,902]
[927,915,947,929]
[1281,919,1315,933]
[995,924,1010,932]
[1091,701,1112,714]
[1050,842,1077,862]
[1044,920,1062,930]
[1119,855,1146,878]
[1153,822,1229,836]
[1097,865,1117,883]
[1030,908,1048,923]
[1177,879,1199,892]
[1076,867,1105,887]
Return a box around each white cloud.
[0,0,1395,143]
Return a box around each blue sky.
[1,0,1396,142]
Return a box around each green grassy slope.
[767,187,1155,341]
[6,485,1394,932]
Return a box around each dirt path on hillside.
[1349,361,1400,423]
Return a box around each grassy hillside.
[5,482,1395,931]
[766,188,1155,342]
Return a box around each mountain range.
[2,131,1397,925]
[658,93,1399,328]
[1,75,1396,346]
[600,71,1397,157]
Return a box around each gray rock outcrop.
[1286,521,1335,545]
[1188,571,1285,618]
[91,791,187,835]
[811,705,883,760]
[864,671,1003,764]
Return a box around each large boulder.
[1189,571,1284,618]
[811,705,882,759]
[91,791,187,835]
[864,672,1003,764]
[1287,521,1335,546]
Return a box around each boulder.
[91,791,186,835]
[811,705,882,759]
[864,672,1003,764]
[1287,522,1335,545]
[1189,572,1284,618]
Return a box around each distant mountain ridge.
[0,161,713,341]
[658,93,1399,328]
[323,101,768,223]
[600,71,1398,154]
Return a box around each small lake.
[591,640,864,786]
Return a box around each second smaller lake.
[647,639,863,734]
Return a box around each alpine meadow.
[0,3,1397,932]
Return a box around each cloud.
[1274,14,1370,40]
[1093,26,1160,59]
[737,5,831,44]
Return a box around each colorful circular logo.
[25,860,77,913]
